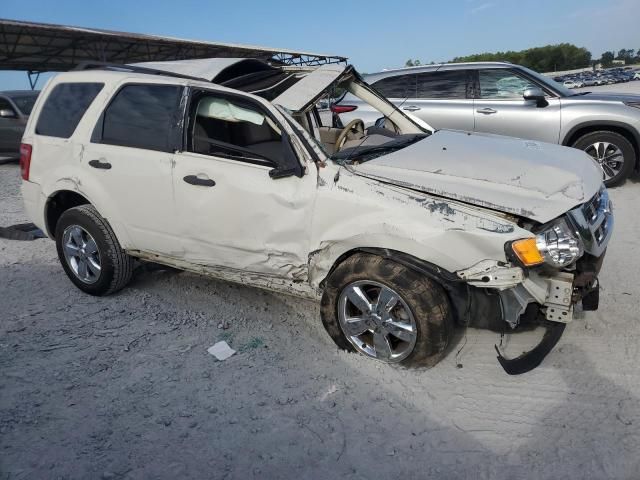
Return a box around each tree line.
[405,44,640,72]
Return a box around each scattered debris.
[0,222,46,241]
[207,341,236,361]
[240,337,264,352]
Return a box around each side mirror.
[523,88,547,107]
[0,108,17,118]
[374,117,386,128]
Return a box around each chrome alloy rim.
[62,225,101,284]
[584,141,625,181]
[337,280,417,363]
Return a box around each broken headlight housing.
[535,218,583,267]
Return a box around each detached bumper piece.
[0,222,46,241]
[495,321,566,375]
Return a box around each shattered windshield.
[331,133,428,164]
[306,75,429,164]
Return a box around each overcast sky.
[1,0,638,89]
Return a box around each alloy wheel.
[61,225,101,284]
[337,280,417,363]
[584,141,625,181]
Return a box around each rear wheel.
[572,131,635,187]
[320,253,452,368]
[55,205,133,296]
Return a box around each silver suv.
[336,62,640,186]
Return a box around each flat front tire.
[55,205,133,296]
[320,253,452,368]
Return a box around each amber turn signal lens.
[511,238,544,266]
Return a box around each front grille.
[594,219,607,245]
[582,190,601,225]
[569,187,613,257]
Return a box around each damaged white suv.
[20,59,613,373]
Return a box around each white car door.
[171,88,317,285]
[81,82,184,253]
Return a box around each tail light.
[20,143,32,181]
[330,104,358,114]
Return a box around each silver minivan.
[335,62,640,186]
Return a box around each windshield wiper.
[332,134,427,163]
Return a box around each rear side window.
[372,74,417,98]
[36,83,103,138]
[416,71,470,99]
[96,84,182,152]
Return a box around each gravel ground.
[1,155,640,478]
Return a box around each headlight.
[535,218,583,267]
[508,218,583,268]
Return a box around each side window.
[96,84,182,152]
[0,97,16,116]
[189,93,283,167]
[479,70,539,99]
[36,83,103,138]
[416,70,470,99]
[372,75,416,98]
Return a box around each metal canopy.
[0,18,347,74]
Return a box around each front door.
[172,89,316,285]
[473,69,561,144]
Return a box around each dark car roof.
[0,90,40,97]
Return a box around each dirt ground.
[1,150,640,477]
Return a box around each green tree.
[601,51,615,68]
[449,43,591,72]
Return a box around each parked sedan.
[563,80,583,89]
[336,61,640,186]
[0,90,39,159]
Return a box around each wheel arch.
[562,121,640,170]
[45,190,91,238]
[314,246,503,329]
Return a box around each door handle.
[476,107,497,115]
[403,106,421,112]
[88,159,112,169]
[183,175,215,187]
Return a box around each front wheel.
[572,131,635,187]
[55,205,134,296]
[320,253,452,368]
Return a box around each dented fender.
[307,163,534,289]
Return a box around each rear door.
[354,73,417,127]
[409,70,475,131]
[81,82,184,253]
[473,69,561,143]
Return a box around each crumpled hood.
[355,130,603,223]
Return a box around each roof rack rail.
[73,61,210,83]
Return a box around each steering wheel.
[335,119,365,152]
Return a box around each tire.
[572,130,636,187]
[55,205,133,296]
[320,253,452,368]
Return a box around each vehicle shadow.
[510,345,640,479]
[2,264,639,479]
